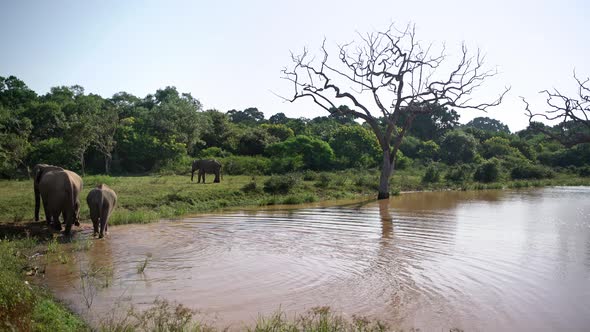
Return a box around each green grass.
[0,238,88,331]
[1,171,589,226]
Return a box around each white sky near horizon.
[1,0,588,132]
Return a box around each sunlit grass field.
[1,169,589,225]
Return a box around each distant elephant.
[86,184,117,238]
[32,164,64,222]
[191,159,221,183]
[38,169,83,234]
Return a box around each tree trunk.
[80,151,86,176]
[105,154,112,174]
[378,149,394,200]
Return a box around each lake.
[44,187,590,331]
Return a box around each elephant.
[33,164,64,222]
[38,169,83,234]
[191,159,221,183]
[86,184,117,238]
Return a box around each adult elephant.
[38,169,83,234]
[32,164,64,222]
[191,159,221,183]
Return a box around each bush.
[266,136,335,170]
[510,163,554,180]
[445,164,473,183]
[302,170,319,181]
[422,165,441,183]
[395,151,412,170]
[474,159,501,183]
[241,179,262,193]
[417,140,440,161]
[315,173,332,188]
[263,175,298,194]
[579,166,590,177]
[219,156,271,175]
[197,147,230,158]
[439,131,478,164]
[156,155,193,175]
[269,156,304,174]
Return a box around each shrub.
[269,156,304,174]
[315,173,332,188]
[156,155,193,175]
[241,179,261,193]
[422,165,441,183]
[510,163,554,180]
[395,151,412,170]
[579,166,590,177]
[417,140,440,161]
[474,158,501,183]
[445,164,473,183]
[302,170,319,181]
[263,175,298,194]
[219,156,271,175]
[439,131,478,164]
[267,136,335,170]
[197,147,230,158]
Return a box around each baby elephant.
[86,184,117,238]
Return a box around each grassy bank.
[1,169,589,226]
[0,237,88,331]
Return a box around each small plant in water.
[137,253,152,274]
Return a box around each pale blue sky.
[1,0,589,131]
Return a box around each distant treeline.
[1,75,589,179]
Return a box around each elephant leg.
[90,209,100,237]
[99,207,109,238]
[52,211,62,231]
[43,201,51,226]
[214,171,220,183]
[191,170,195,182]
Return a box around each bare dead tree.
[282,24,508,199]
[523,72,590,147]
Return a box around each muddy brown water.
[44,187,590,331]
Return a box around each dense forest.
[1,75,589,182]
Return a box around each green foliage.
[237,127,278,156]
[439,131,478,164]
[399,103,459,141]
[0,239,86,332]
[445,164,473,183]
[263,175,298,194]
[198,146,231,158]
[227,107,265,125]
[395,150,412,170]
[267,136,335,170]
[220,156,271,175]
[260,123,294,141]
[465,116,510,133]
[399,135,421,159]
[417,140,440,160]
[481,137,525,159]
[578,166,590,177]
[510,163,554,180]
[31,299,87,332]
[422,165,442,183]
[474,158,501,183]
[270,156,304,173]
[330,125,381,168]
